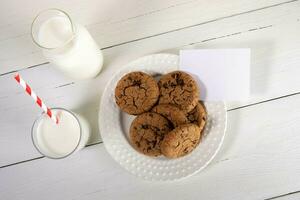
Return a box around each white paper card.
[180,49,250,101]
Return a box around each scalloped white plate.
[99,54,227,181]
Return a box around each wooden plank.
[1,1,300,167]
[1,93,300,200]
[0,0,190,40]
[0,0,289,74]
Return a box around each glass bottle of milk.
[31,9,103,80]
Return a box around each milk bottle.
[32,9,103,79]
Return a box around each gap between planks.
[1,90,300,169]
[86,0,199,27]
[264,190,300,200]
[0,24,274,81]
[0,141,103,169]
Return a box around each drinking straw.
[14,73,59,124]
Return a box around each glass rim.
[31,8,76,50]
[31,107,82,159]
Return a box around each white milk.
[38,16,103,79]
[33,109,90,158]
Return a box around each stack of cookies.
[115,71,207,159]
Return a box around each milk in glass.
[32,108,90,158]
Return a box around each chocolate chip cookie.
[130,112,172,157]
[161,124,201,158]
[187,101,207,133]
[158,71,199,113]
[115,71,159,115]
[152,104,189,127]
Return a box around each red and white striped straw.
[14,73,59,124]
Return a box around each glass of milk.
[31,9,103,79]
[31,108,90,159]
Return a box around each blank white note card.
[180,49,250,101]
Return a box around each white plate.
[99,54,227,181]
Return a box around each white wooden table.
[1,0,300,199]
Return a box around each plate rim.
[99,53,227,181]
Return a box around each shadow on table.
[248,40,274,95]
[73,101,101,145]
[211,109,241,164]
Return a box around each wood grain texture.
[1,0,300,167]
[1,94,300,200]
[1,0,300,199]
[0,0,289,74]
